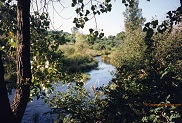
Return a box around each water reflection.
[85,56,115,89]
[19,56,115,123]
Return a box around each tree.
[115,31,125,41]
[0,0,112,122]
[0,0,31,122]
[0,51,14,122]
[0,0,181,122]
[123,0,145,32]
[0,1,65,122]
[11,0,31,122]
[112,0,146,67]
[100,1,182,122]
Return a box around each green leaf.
[122,0,126,3]
[75,8,81,14]
[94,31,99,37]
[160,67,170,79]
[91,5,95,11]
[79,12,83,16]
[89,28,94,34]
[78,0,83,3]
[145,22,150,28]
[76,23,80,28]
[166,94,170,101]
[108,4,112,12]
[80,24,84,28]
[73,18,78,23]
[124,4,128,7]
[143,27,148,32]
[105,0,111,3]
[71,3,76,7]
[151,20,158,28]
[85,10,90,16]
[72,0,77,4]
[84,17,89,22]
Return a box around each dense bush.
[46,26,182,123]
[46,84,107,123]
[46,2,182,121]
[100,26,182,122]
[110,28,147,68]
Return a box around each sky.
[35,0,181,36]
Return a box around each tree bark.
[11,0,31,123]
[0,51,14,123]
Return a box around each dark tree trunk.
[0,51,14,123]
[11,0,31,123]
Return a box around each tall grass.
[58,42,99,74]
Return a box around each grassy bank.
[59,42,99,74]
[62,54,98,73]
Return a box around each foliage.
[0,1,17,36]
[110,28,147,67]
[71,0,112,39]
[62,54,98,73]
[0,0,181,122]
[0,6,68,99]
[58,32,99,80]
[46,1,182,122]
[91,1,182,122]
[0,1,17,93]
[72,0,112,28]
[92,33,124,51]
[99,28,182,122]
[29,12,68,99]
[123,0,145,32]
[142,95,181,122]
[46,84,107,123]
[115,31,125,41]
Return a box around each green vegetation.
[58,32,99,74]
[0,0,181,123]
[46,0,182,122]
[109,28,146,67]
[101,27,182,122]
[46,85,106,123]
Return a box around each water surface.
[10,56,115,123]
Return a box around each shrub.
[46,85,107,123]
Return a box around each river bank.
[9,56,115,123]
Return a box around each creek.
[9,56,115,123]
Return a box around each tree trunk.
[11,0,31,123]
[0,51,14,123]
